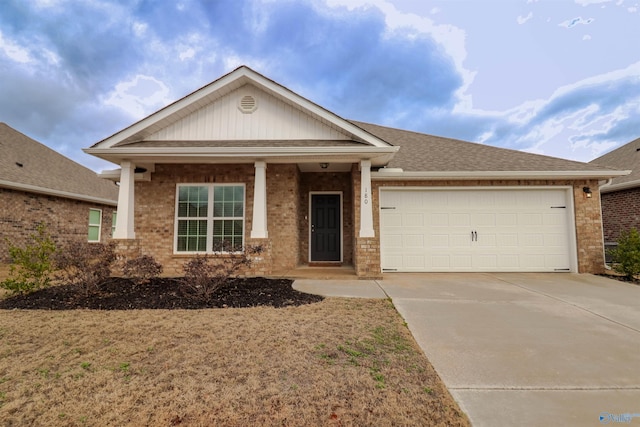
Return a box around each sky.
[1,0,639,173]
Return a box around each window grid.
[175,184,245,253]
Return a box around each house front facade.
[86,67,626,278]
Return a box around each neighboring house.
[590,137,639,248]
[0,123,119,263]
[85,66,626,278]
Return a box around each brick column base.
[112,238,142,275]
[354,237,382,279]
[245,238,273,277]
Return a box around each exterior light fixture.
[583,186,592,198]
[319,163,329,169]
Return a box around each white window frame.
[174,183,246,254]
[88,208,102,242]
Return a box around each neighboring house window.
[88,209,102,242]
[175,184,245,253]
[111,212,117,237]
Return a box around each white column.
[251,161,268,238]
[113,160,136,239]
[359,160,375,237]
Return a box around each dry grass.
[0,298,468,426]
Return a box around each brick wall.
[129,163,300,276]
[0,187,115,263]
[600,187,640,243]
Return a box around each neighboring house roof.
[590,137,640,193]
[355,121,628,180]
[0,123,118,205]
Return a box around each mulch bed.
[0,277,324,310]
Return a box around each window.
[88,209,102,242]
[111,212,117,237]
[175,184,245,253]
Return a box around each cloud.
[103,75,172,119]
[559,16,594,28]
[454,62,640,161]
[517,12,533,24]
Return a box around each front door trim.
[309,191,343,263]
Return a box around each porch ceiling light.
[319,163,329,169]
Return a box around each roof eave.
[0,179,117,206]
[372,170,630,181]
[600,177,640,193]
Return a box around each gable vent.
[238,95,258,113]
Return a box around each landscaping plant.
[180,244,263,302]
[0,223,56,294]
[54,241,116,296]
[608,227,640,280]
[122,254,163,286]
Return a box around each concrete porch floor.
[270,265,357,280]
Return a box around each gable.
[138,84,356,143]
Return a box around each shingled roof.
[354,121,622,175]
[0,123,118,205]
[590,137,640,191]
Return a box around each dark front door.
[311,194,341,262]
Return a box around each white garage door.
[380,188,575,272]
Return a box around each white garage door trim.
[379,186,578,273]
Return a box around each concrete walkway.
[294,273,640,426]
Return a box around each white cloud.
[179,47,196,61]
[574,0,612,5]
[517,12,533,24]
[132,21,148,37]
[103,74,171,118]
[0,31,33,64]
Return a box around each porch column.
[114,160,136,239]
[251,161,268,238]
[359,160,375,237]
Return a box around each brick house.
[590,137,638,249]
[0,123,119,263]
[85,66,626,278]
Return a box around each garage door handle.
[471,231,478,241]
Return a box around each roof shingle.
[0,123,118,203]
[590,137,640,187]
[353,121,617,173]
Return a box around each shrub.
[608,228,640,280]
[54,242,116,296]
[122,255,163,285]
[180,245,263,303]
[0,223,56,295]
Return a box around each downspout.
[598,178,613,270]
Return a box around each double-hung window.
[175,184,245,253]
[88,208,102,242]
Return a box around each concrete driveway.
[294,273,640,426]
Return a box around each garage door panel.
[380,189,573,272]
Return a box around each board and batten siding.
[147,85,350,141]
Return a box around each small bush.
[0,223,56,295]
[55,242,116,296]
[180,245,263,303]
[608,228,640,280]
[122,255,163,285]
